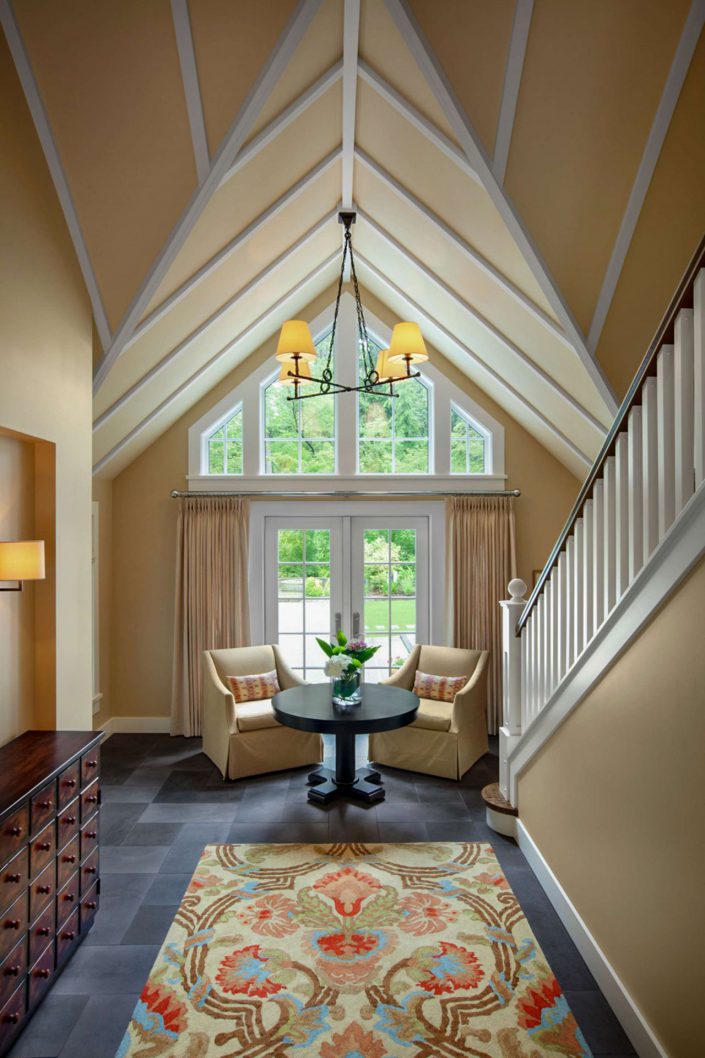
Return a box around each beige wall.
[595,32,705,401]
[518,555,705,1058]
[103,285,579,720]
[0,35,93,739]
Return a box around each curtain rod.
[170,489,521,498]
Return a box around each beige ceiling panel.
[98,173,340,415]
[145,85,342,311]
[188,0,299,156]
[355,185,608,424]
[358,0,459,144]
[359,267,589,478]
[356,225,602,461]
[94,228,338,438]
[246,0,343,141]
[406,0,515,156]
[505,0,690,334]
[354,90,553,310]
[14,0,197,328]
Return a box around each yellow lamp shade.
[388,321,428,364]
[375,348,408,380]
[0,540,45,581]
[275,320,317,362]
[278,358,312,385]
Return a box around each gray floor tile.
[121,904,181,945]
[52,945,159,995]
[172,822,232,845]
[140,802,240,823]
[424,820,487,841]
[227,822,329,844]
[377,800,472,822]
[159,841,209,873]
[121,822,182,846]
[142,873,192,905]
[101,804,147,845]
[378,821,429,842]
[83,892,146,946]
[58,994,140,1058]
[98,872,155,901]
[101,845,170,874]
[7,995,89,1058]
[101,784,163,804]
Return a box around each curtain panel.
[171,496,250,737]
[446,495,517,734]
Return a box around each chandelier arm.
[324,228,350,379]
[347,239,375,381]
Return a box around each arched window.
[450,403,488,473]
[358,338,430,474]
[206,406,242,474]
[263,332,336,474]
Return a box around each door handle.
[334,612,342,634]
[352,611,360,637]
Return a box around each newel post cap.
[507,578,527,601]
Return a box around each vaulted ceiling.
[2,0,702,479]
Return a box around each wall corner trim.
[99,716,171,738]
[516,820,668,1058]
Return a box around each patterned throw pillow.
[227,670,280,703]
[413,669,467,703]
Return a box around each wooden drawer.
[80,815,99,861]
[0,894,27,963]
[80,881,99,934]
[0,979,26,1051]
[57,797,80,850]
[58,835,79,889]
[80,747,100,789]
[80,848,99,896]
[0,937,27,1008]
[28,903,54,965]
[0,807,29,867]
[30,781,56,838]
[57,762,80,808]
[28,861,55,922]
[0,850,28,918]
[29,822,55,880]
[56,908,79,966]
[28,941,54,1008]
[56,871,79,928]
[80,779,100,821]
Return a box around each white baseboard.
[99,716,171,738]
[516,820,668,1058]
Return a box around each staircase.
[496,237,705,814]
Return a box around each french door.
[263,515,429,682]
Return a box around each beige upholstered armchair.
[203,645,323,780]
[368,644,489,780]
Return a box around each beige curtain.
[171,496,250,737]
[446,496,517,734]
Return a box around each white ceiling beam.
[220,60,343,188]
[126,148,340,350]
[0,0,112,350]
[358,209,605,436]
[356,148,572,350]
[492,0,533,184]
[357,252,592,469]
[587,0,705,354]
[342,0,360,209]
[94,215,334,430]
[93,253,339,475]
[93,0,323,394]
[384,0,618,418]
[171,0,210,185]
[357,59,481,187]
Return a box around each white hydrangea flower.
[324,654,351,678]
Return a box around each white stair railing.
[500,249,705,806]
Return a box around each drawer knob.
[37,842,51,852]
[5,874,21,884]
[5,921,20,930]
[37,926,50,937]
[63,816,77,826]
[64,893,75,903]
[86,760,97,768]
[85,866,97,875]
[38,800,52,809]
[37,885,51,895]
[4,966,20,977]
[64,779,77,788]
[35,968,50,979]
[3,1013,19,1025]
[86,796,98,804]
[62,930,76,941]
[7,827,22,837]
[85,901,97,910]
[86,831,97,840]
[63,855,76,864]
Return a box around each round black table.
[271,683,419,804]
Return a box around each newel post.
[499,578,527,804]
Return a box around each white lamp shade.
[375,348,408,380]
[278,358,312,385]
[275,320,317,362]
[0,540,45,581]
[387,321,428,364]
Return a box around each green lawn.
[363,597,416,633]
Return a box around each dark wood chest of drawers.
[0,731,102,1054]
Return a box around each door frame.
[249,500,446,647]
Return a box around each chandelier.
[275,211,429,401]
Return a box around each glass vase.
[331,670,362,708]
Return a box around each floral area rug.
[116,842,592,1058]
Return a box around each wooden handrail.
[517,231,705,635]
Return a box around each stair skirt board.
[517,820,667,1058]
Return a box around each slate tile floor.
[9,733,636,1058]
